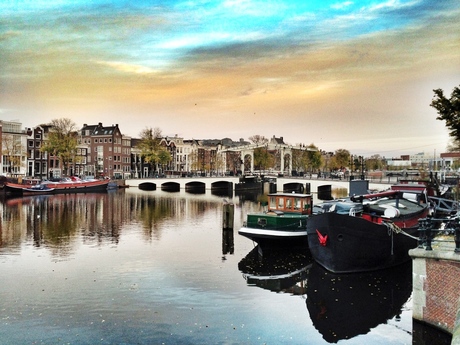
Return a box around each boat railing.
[428,196,459,215]
[417,216,460,252]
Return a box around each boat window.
[257,218,267,226]
[278,198,284,209]
[304,198,312,214]
[294,198,301,210]
[286,198,292,209]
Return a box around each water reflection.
[222,229,234,255]
[238,246,313,294]
[0,189,229,256]
[0,188,424,344]
[306,261,412,343]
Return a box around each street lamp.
[359,156,365,180]
[350,155,354,181]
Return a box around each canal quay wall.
[410,240,460,343]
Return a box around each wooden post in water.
[222,201,234,254]
[222,201,234,230]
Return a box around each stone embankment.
[410,236,460,344]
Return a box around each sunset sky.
[1,0,459,157]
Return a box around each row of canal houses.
[3,119,460,180]
[0,120,252,180]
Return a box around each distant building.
[0,120,29,177]
[26,124,52,179]
[440,152,460,170]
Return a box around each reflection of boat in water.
[238,246,313,294]
[306,261,412,343]
[4,194,53,207]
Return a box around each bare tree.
[41,118,78,176]
[137,127,171,174]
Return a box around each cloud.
[96,60,157,75]
[0,0,458,155]
[331,1,354,10]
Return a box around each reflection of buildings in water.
[1,190,232,254]
[1,193,123,254]
[127,191,223,239]
[238,246,313,295]
[306,261,412,343]
[1,195,45,251]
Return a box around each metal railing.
[417,216,460,252]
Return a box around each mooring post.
[222,202,234,230]
[222,201,235,255]
[455,223,460,253]
[425,221,433,251]
[417,218,426,249]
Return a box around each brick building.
[79,123,131,179]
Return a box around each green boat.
[238,192,313,248]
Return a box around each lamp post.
[350,154,354,181]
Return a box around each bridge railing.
[417,216,460,252]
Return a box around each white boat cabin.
[267,193,313,215]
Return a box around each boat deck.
[366,198,425,217]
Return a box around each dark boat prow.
[307,184,430,273]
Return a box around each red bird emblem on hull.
[316,230,328,246]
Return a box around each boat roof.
[391,184,427,193]
[268,192,311,198]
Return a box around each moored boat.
[307,185,430,273]
[4,177,110,196]
[398,177,458,216]
[22,183,55,196]
[238,192,313,248]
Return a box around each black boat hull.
[307,212,420,273]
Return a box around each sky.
[1,0,459,157]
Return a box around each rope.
[383,221,419,240]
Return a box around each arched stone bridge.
[126,176,241,193]
[124,176,350,194]
[124,176,382,196]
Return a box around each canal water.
[0,187,431,344]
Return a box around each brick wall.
[424,259,460,332]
